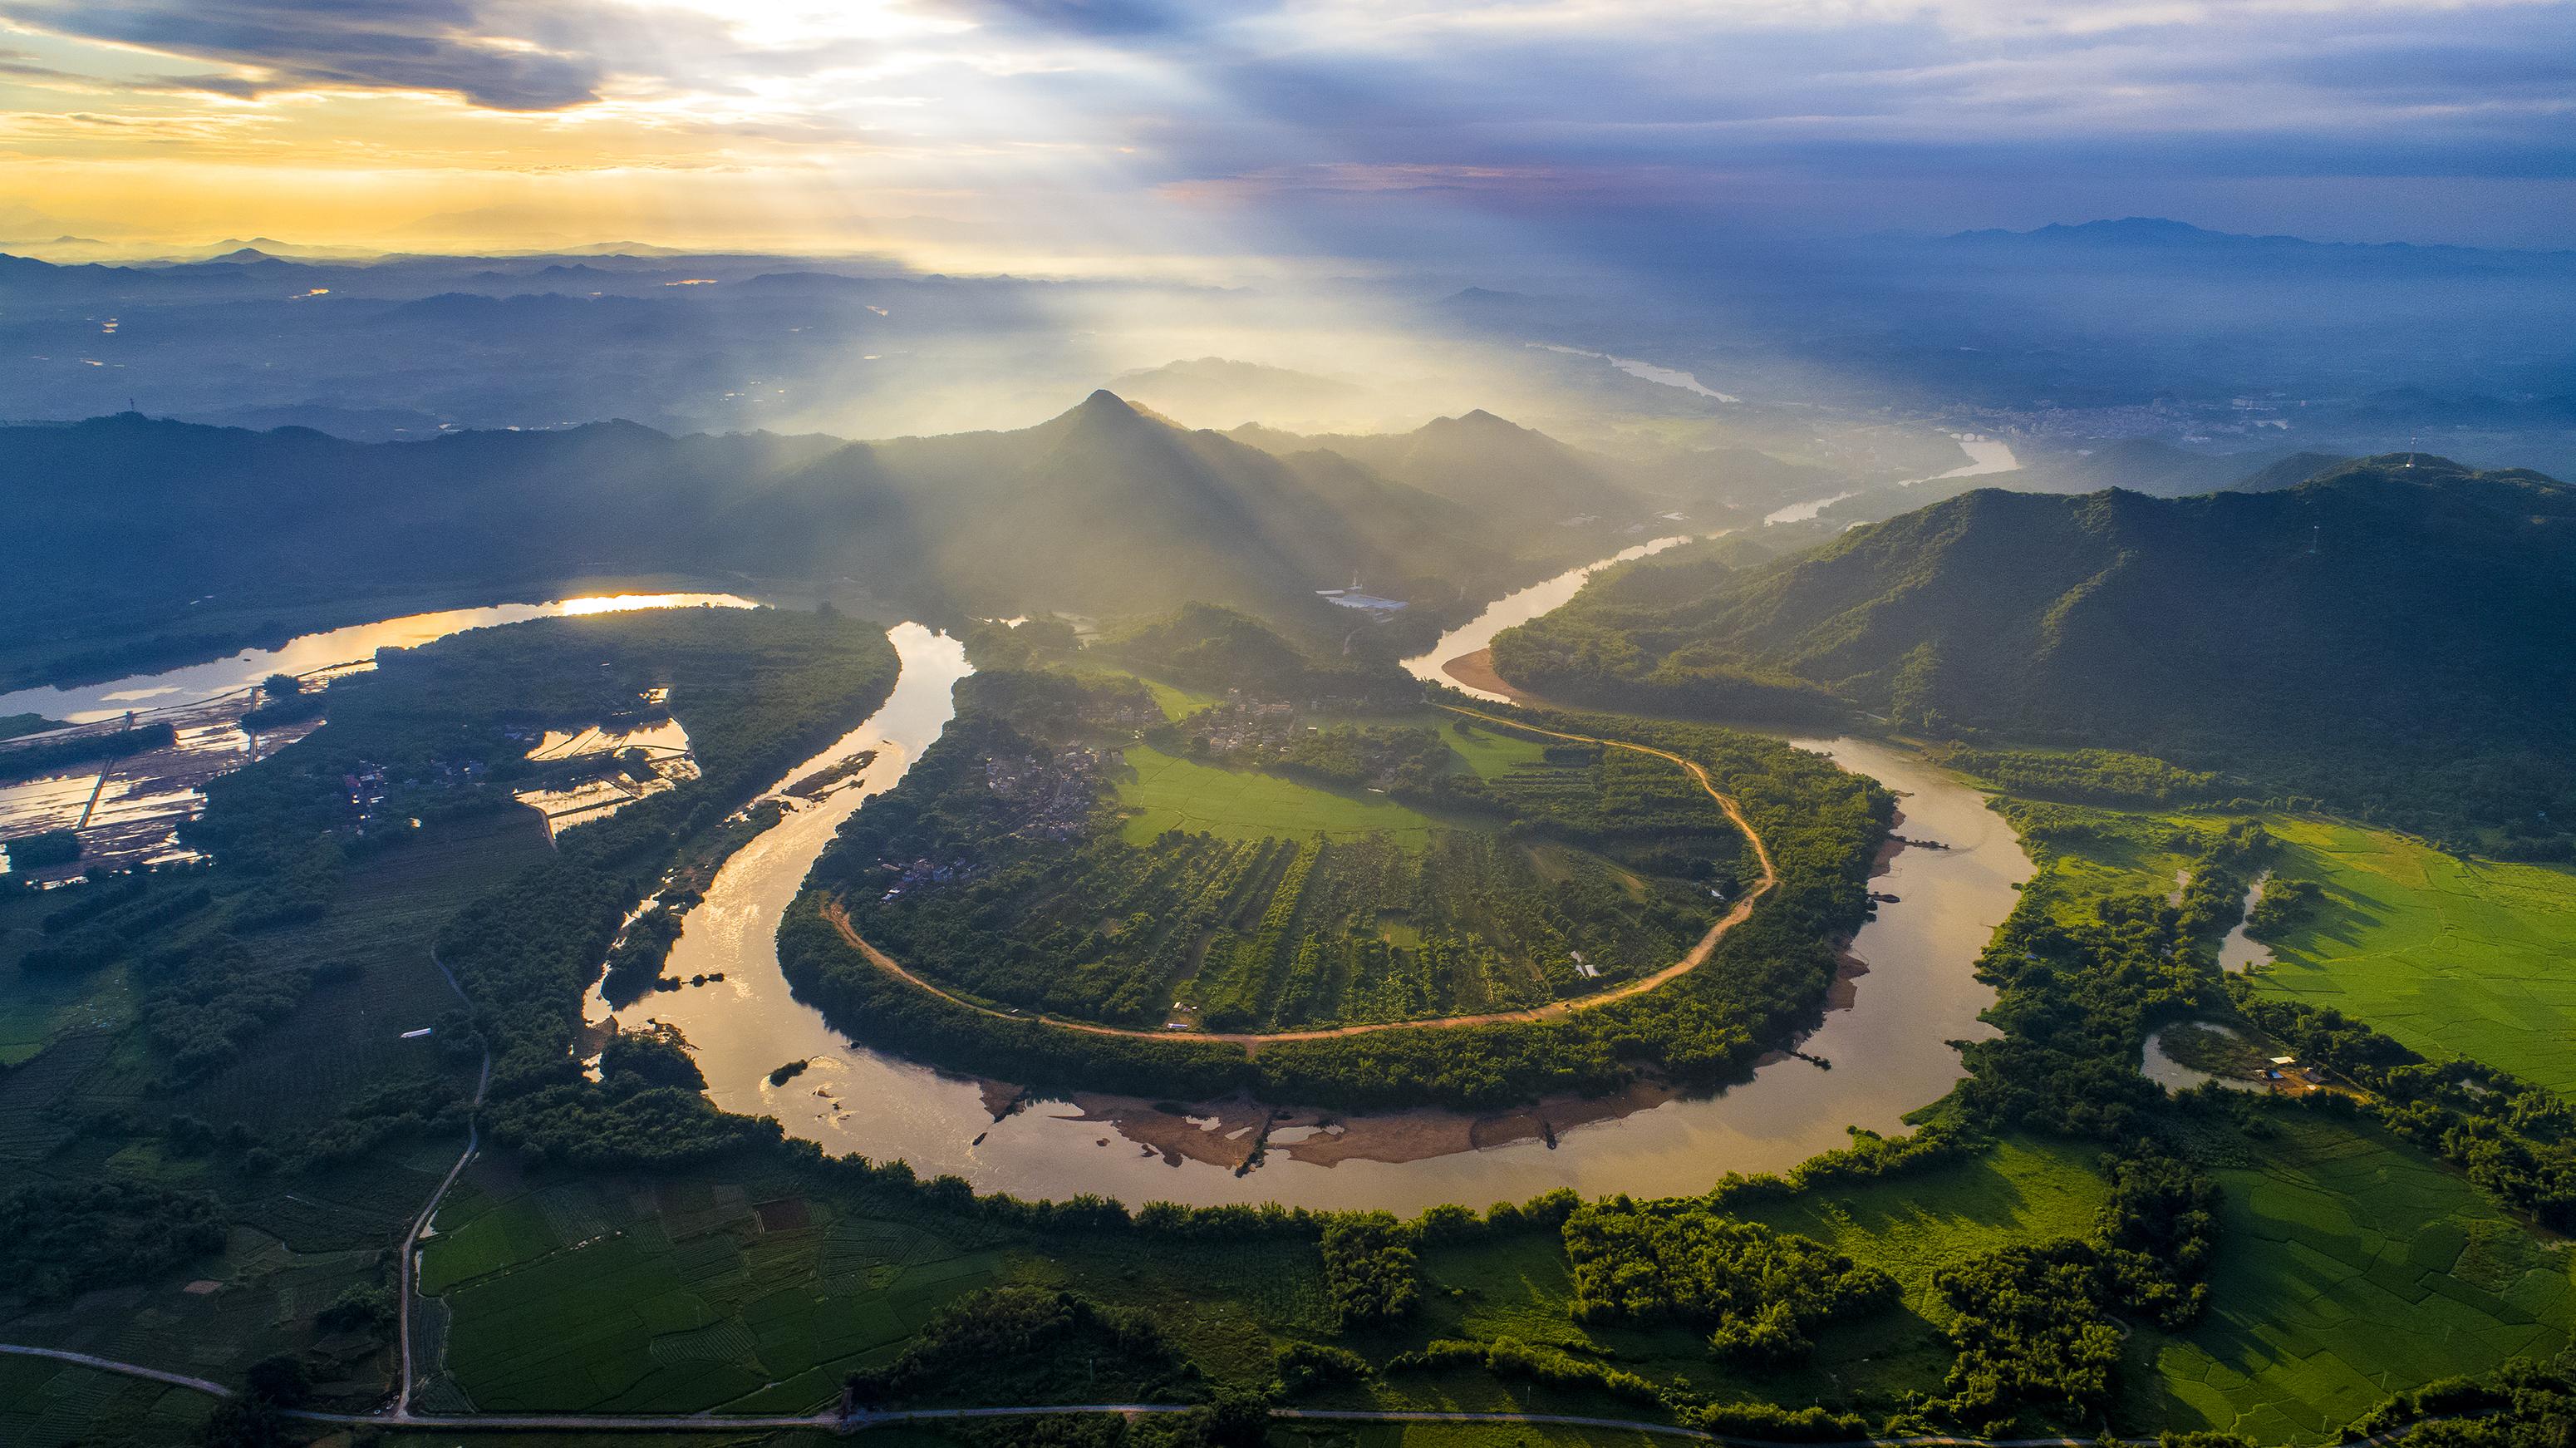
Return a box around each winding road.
[821,703,1780,1052]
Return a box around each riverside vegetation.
[9,591,2576,1447]
[782,612,1893,1109]
[1489,456,2576,859]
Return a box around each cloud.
[0,0,612,109]
[0,0,2569,249]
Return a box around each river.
[1762,434,2019,527]
[1900,434,2019,486]
[1399,537,1695,697]
[31,578,2029,1209]
[0,592,755,726]
[599,566,2031,1209]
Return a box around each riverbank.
[642,658,2026,1205]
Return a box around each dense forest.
[1492,457,2576,855]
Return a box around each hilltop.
[1493,456,2576,849]
[0,394,1648,677]
[1231,409,1659,532]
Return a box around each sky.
[0,0,2570,270]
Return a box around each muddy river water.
[616,561,2030,1209]
[29,573,2031,1209]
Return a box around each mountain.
[2229,451,2354,492]
[1493,456,2576,845]
[2011,439,2327,499]
[1933,218,2576,273]
[0,394,1590,674]
[1233,410,1657,532]
[754,390,1535,624]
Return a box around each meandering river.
[37,573,2031,1210]
[603,563,2031,1209]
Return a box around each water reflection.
[1400,539,1695,702]
[0,592,755,726]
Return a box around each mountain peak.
[1431,407,1532,437]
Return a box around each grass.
[0,948,133,1068]
[2243,817,2576,1094]
[421,1163,1015,1414]
[0,882,144,1067]
[1117,745,1445,848]
[1995,795,2576,1096]
[0,1353,214,1448]
[1438,721,1551,782]
[2136,1109,2576,1444]
[1138,677,1224,723]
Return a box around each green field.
[2245,817,2576,1093]
[1298,1135,2109,1423]
[0,1353,214,1448]
[1137,676,1224,722]
[1438,719,1551,781]
[1118,744,1445,847]
[1993,795,2576,1096]
[0,925,133,1067]
[421,1164,1014,1413]
[2136,1111,2576,1443]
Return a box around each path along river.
[25,573,2030,1211]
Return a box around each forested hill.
[1231,410,1654,531]
[1493,456,2576,850]
[0,394,1645,672]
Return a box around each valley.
[4,417,2572,1448]
[9,11,2576,1446]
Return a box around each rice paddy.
[2136,1111,2576,1443]
[419,1165,1011,1414]
[2241,817,2576,1094]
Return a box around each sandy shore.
[1042,1079,1703,1171]
[1439,648,1536,702]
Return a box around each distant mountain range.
[2006,440,2352,499]
[1494,455,2576,845]
[0,394,1670,677]
[1930,217,2575,268]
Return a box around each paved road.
[393,948,493,1420]
[820,702,1780,1052]
[0,1343,236,1398]
[0,1349,2475,1447]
